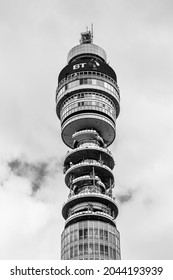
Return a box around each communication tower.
[56,28,121,260]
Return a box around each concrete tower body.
[56,29,121,260]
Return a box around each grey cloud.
[117,189,136,204]
[8,156,63,193]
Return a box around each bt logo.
[73,60,100,70]
[73,63,87,70]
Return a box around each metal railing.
[65,210,116,226]
[65,159,113,174]
[65,144,113,159]
[63,191,116,205]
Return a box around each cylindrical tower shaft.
[56,29,121,260]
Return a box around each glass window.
[92,79,97,85]
[99,229,103,240]
[74,229,78,241]
[113,248,116,259]
[70,246,73,258]
[105,245,108,256]
[67,232,70,243]
[84,243,88,254]
[79,244,83,255]
[112,234,116,244]
[104,82,108,89]
[79,229,83,240]
[74,244,78,257]
[94,221,98,227]
[84,221,88,227]
[70,231,74,242]
[79,221,83,228]
[84,228,88,239]
[117,238,120,248]
[94,228,98,238]
[104,230,108,241]
[95,243,99,254]
[89,228,93,237]
[108,232,112,243]
[100,244,104,255]
[110,247,113,258]
[64,237,67,246]
[97,80,103,87]
[89,243,93,255]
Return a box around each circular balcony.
[64,145,114,170]
[61,113,116,148]
[64,210,116,228]
[62,192,118,220]
[71,175,105,191]
[64,160,114,189]
[73,129,104,147]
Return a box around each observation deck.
[64,145,115,170]
[64,210,117,228]
[62,191,118,220]
[64,160,114,189]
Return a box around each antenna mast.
[91,23,93,42]
[80,24,93,44]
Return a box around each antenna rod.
[91,23,93,43]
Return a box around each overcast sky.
[0,0,173,260]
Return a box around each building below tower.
[56,28,121,260]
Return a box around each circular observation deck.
[64,160,114,189]
[67,44,107,63]
[71,175,106,193]
[61,113,116,149]
[64,210,116,228]
[62,192,118,220]
[64,146,115,170]
[73,129,104,147]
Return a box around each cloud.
[7,156,63,194]
[117,189,136,204]
[0,154,66,259]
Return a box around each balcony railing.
[73,129,104,145]
[65,144,113,159]
[72,175,100,184]
[63,191,116,205]
[65,159,113,174]
[65,210,116,226]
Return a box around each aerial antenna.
[80,24,93,44]
[91,23,93,43]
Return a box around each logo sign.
[73,60,100,71]
[73,63,87,70]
